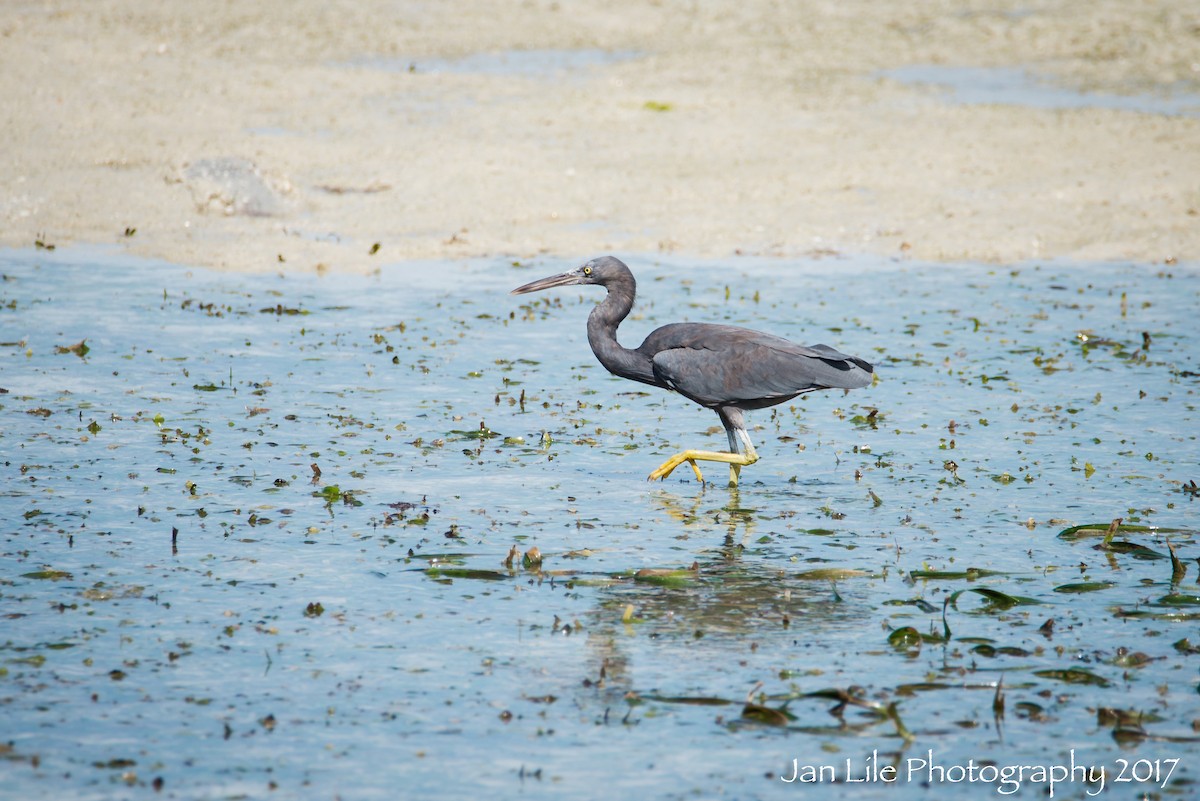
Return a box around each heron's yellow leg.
[648,448,760,486]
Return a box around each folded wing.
[641,323,873,409]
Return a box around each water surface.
[2,247,1197,799]
[886,64,1200,117]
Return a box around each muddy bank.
[2,0,1197,272]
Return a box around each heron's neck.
[586,280,655,384]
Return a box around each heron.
[511,256,873,486]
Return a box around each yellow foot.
[648,453,705,483]
[648,449,758,485]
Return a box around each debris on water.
[1173,639,1200,655]
[794,568,869,581]
[425,566,510,582]
[741,700,792,727]
[259,304,307,315]
[888,626,923,650]
[1053,581,1116,594]
[21,569,73,581]
[54,339,89,357]
[949,587,1040,611]
[992,678,1006,718]
[1168,541,1187,583]
[449,421,499,439]
[1033,668,1111,688]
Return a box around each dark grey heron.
[511,256,873,486]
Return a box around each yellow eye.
[583,266,592,276]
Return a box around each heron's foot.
[648,453,705,483]
[648,449,758,486]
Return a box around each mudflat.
[3,1,1197,272]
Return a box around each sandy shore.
[3,1,1197,272]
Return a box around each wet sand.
[3,1,1197,272]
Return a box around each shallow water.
[885,65,1200,117]
[1,247,1198,799]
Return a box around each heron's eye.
[583,266,592,276]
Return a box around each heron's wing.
[643,323,872,408]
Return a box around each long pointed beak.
[511,269,584,295]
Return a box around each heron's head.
[510,256,631,295]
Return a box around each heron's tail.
[809,344,874,389]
